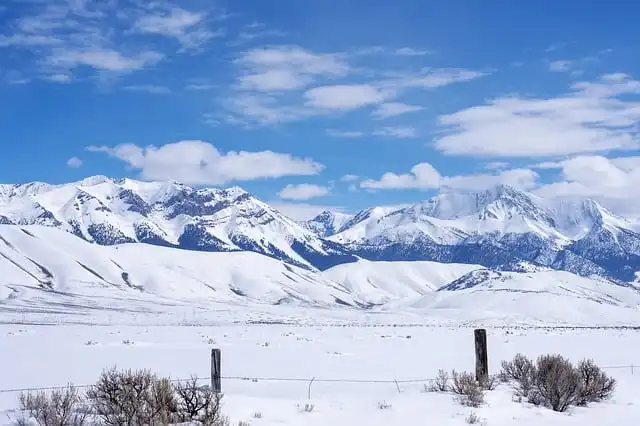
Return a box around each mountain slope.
[0,177,357,271]
[322,260,479,304]
[392,269,640,324]
[0,225,361,308]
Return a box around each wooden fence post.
[474,329,488,383]
[211,348,221,393]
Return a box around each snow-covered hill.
[322,260,479,304]
[0,225,361,309]
[0,177,357,271]
[394,268,640,324]
[1,225,639,324]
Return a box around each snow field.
[1,324,639,425]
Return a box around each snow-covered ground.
[1,323,639,425]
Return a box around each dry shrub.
[86,368,228,425]
[576,359,616,406]
[450,370,484,408]
[425,369,449,392]
[174,377,229,425]
[500,353,616,412]
[501,353,536,397]
[18,385,88,426]
[534,354,581,412]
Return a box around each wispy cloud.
[326,129,366,138]
[0,1,218,82]
[548,60,572,72]
[394,47,433,56]
[123,84,172,94]
[371,102,423,119]
[132,5,222,52]
[373,126,417,138]
[340,174,360,182]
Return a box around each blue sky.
[1,0,640,219]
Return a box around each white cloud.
[269,201,346,221]
[371,102,423,119]
[237,45,348,76]
[234,45,348,92]
[239,69,311,91]
[390,68,487,89]
[326,129,366,138]
[133,7,219,51]
[46,48,164,73]
[223,43,485,125]
[361,162,538,191]
[395,47,432,56]
[373,126,417,138]
[87,140,324,185]
[66,157,83,168]
[548,60,572,72]
[485,162,508,170]
[0,1,215,81]
[340,174,359,182]
[123,84,171,94]
[534,155,640,207]
[304,84,389,110]
[278,183,330,200]
[435,73,640,157]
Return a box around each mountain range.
[1,176,639,285]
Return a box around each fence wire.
[1,365,638,395]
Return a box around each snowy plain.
[1,323,640,425]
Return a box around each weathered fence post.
[474,329,488,383]
[211,348,221,393]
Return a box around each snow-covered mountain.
[0,176,357,271]
[1,177,639,284]
[322,185,640,282]
[300,210,353,237]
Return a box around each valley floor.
[1,320,639,425]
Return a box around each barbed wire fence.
[1,364,638,399]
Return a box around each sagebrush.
[500,353,616,412]
[18,368,230,426]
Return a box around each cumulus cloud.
[278,183,330,200]
[434,73,640,157]
[361,162,538,191]
[66,157,83,168]
[87,140,324,185]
